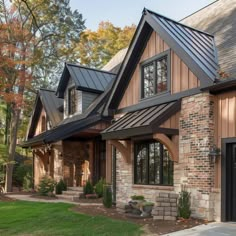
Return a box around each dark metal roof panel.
[102,100,180,139]
[147,9,218,81]
[39,89,63,127]
[66,63,116,93]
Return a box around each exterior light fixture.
[209,145,221,163]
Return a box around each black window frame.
[140,49,171,99]
[68,87,77,115]
[134,139,174,186]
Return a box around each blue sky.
[69,0,216,30]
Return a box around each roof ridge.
[39,88,56,93]
[145,8,215,38]
[65,62,117,75]
[180,0,218,22]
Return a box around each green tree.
[0,0,85,192]
[77,21,136,68]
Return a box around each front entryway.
[223,139,236,221]
[226,143,236,221]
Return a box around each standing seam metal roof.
[102,100,180,139]
[57,63,116,97]
[147,9,218,81]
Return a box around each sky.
[69,0,216,31]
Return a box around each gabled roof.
[181,0,236,78]
[107,8,218,111]
[56,63,116,98]
[102,48,128,74]
[27,89,63,139]
[102,100,180,140]
[23,79,115,147]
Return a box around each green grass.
[0,201,141,236]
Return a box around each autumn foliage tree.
[77,21,136,68]
[0,0,85,192]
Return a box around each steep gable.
[107,8,218,112]
[27,89,63,139]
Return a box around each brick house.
[23,62,117,187]
[102,0,236,222]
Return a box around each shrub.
[23,172,33,191]
[178,190,191,219]
[94,178,106,197]
[38,176,56,196]
[55,179,67,194]
[103,184,112,208]
[131,195,145,201]
[83,180,94,195]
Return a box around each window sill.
[139,91,170,102]
[132,185,174,191]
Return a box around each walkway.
[5,193,102,206]
[163,222,236,236]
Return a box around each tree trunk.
[5,108,21,192]
[4,104,11,145]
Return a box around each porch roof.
[101,100,180,140]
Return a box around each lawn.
[0,201,141,236]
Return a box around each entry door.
[226,143,236,221]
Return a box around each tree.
[76,21,136,68]
[0,0,85,192]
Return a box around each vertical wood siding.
[35,108,46,136]
[160,112,180,129]
[214,91,236,188]
[118,31,200,109]
[215,91,236,145]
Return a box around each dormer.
[56,63,116,119]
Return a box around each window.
[134,140,173,185]
[68,87,78,115]
[41,116,46,132]
[142,53,169,98]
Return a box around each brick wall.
[176,92,215,220]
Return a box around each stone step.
[67,187,83,191]
[62,190,82,196]
[57,194,80,202]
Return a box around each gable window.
[134,140,173,185]
[142,51,169,98]
[68,87,78,115]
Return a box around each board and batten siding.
[118,31,200,110]
[35,108,46,136]
[213,90,236,188]
[82,92,98,112]
[215,90,236,144]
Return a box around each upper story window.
[141,51,170,99]
[41,116,46,132]
[134,140,173,186]
[68,87,78,115]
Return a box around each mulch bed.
[72,205,207,235]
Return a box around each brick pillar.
[176,92,215,220]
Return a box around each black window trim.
[133,139,173,186]
[140,49,171,100]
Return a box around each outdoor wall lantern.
[209,145,221,163]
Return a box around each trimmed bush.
[38,176,56,196]
[55,179,67,194]
[131,195,145,201]
[103,184,112,208]
[83,180,94,195]
[178,190,191,219]
[94,178,106,197]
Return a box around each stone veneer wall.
[175,92,216,220]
